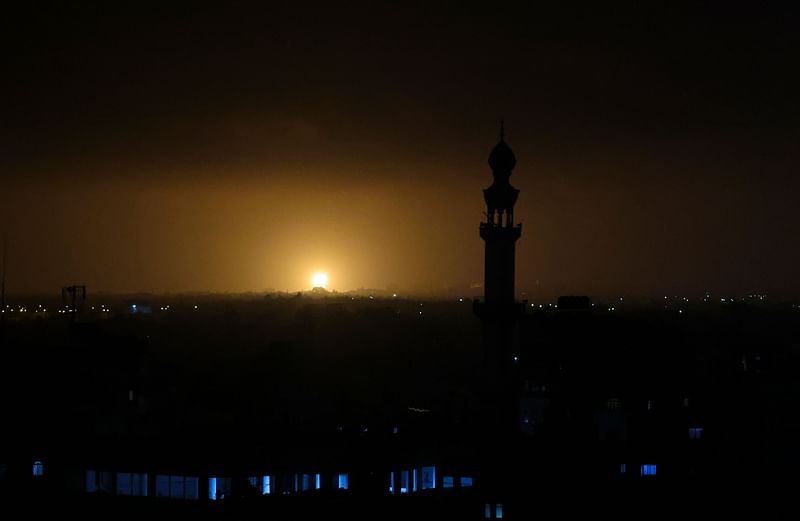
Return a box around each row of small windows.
[85,471,349,499]
[156,475,200,499]
[83,468,143,494]
[606,398,696,410]
[619,464,657,476]
[388,467,472,493]
[81,466,470,497]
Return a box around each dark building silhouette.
[471,123,526,514]
[474,123,525,428]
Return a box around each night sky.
[2,3,798,296]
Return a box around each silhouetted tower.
[480,121,521,306]
[473,123,525,511]
[62,285,86,324]
[474,122,523,383]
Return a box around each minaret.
[473,122,524,516]
[474,122,524,382]
[480,121,521,308]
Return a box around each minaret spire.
[479,124,521,306]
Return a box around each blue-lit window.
[496,503,504,519]
[86,470,98,492]
[156,475,198,499]
[209,477,231,500]
[443,476,454,488]
[156,475,170,497]
[262,475,271,495]
[302,474,310,491]
[32,461,43,477]
[389,471,395,493]
[249,476,258,488]
[640,465,657,476]
[337,473,348,490]
[485,503,492,519]
[315,473,321,490]
[86,470,115,493]
[171,476,185,498]
[460,477,473,487]
[116,472,147,496]
[133,473,148,496]
[400,470,409,493]
[620,463,627,474]
[184,477,199,499]
[412,469,418,492]
[421,466,435,490]
[689,427,704,439]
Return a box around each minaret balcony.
[479,222,522,241]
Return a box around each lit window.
[460,476,473,487]
[116,472,148,496]
[640,465,657,476]
[99,471,113,492]
[86,470,98,492]
[412,469,418,492]
[262,475,271,495]
[156,475,199,499]
[485,503,492,519]
[421,466,436,490]
[32,461,43,477]
[689,427,704,439]
[496,503,504,518]
[170,476,185,498]
[210,477,231,500]
[249,476,258,488]
[389,471,395,493]
[156,475,170,497]
[400,470,409,493]
[443,476,454,488]
[620,463,627,474]
[338,473,348,490]
[315,473,321,490]
[184,477,199,499]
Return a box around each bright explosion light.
[311,272,329,289]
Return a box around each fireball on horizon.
[311,272,329,289]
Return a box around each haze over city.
[2,3,798,296]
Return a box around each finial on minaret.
[499,119,505,141]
